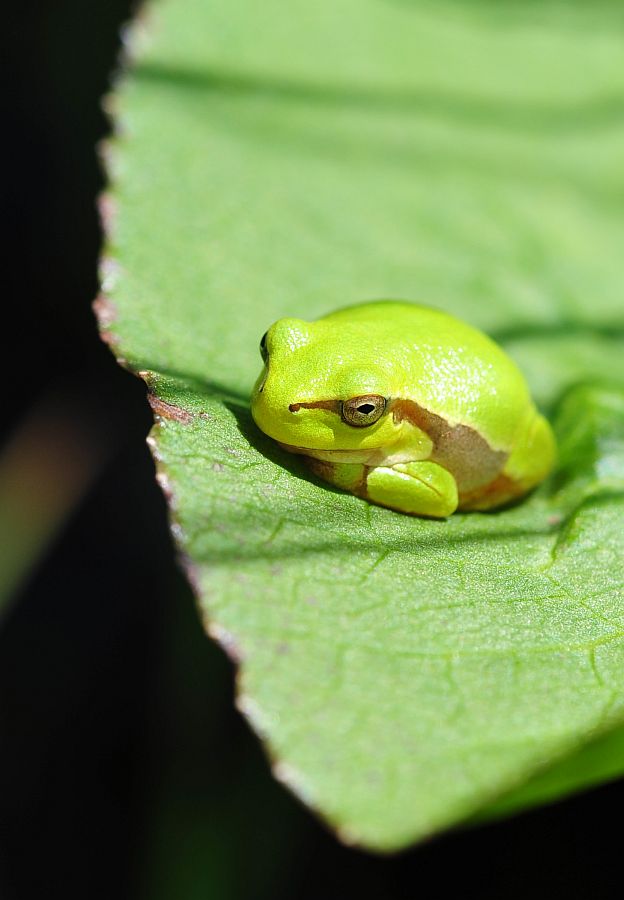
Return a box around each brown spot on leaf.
[96,327,119,354]
[97,192,117,234]
[206,621,244,664]
[92,293,118,329]
[92,294,125,362]
[147,393,194,424]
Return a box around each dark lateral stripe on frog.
[289,399,341,413]
[390,398,508,493]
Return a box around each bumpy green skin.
[251,301,556,517]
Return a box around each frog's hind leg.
[459,411,556,511]
[305,458,368,494]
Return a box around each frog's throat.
[280,398,509,492]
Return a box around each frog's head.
[251,316,401,450]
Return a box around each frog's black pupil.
[358,404,375,415]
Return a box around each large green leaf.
[100,0,624,850]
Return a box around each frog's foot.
[364,461,458,517]
[307,457,458,518]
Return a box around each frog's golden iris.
[251,301,555,518]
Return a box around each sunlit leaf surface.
[101,0,624,849]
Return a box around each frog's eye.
[341,394,387,427]
[259,331,269,363]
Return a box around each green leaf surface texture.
[101,0,624,850]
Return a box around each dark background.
[1,2,622,898]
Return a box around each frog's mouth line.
[278,440,381,459]
[276,441,418,468]
[279,441,384,452]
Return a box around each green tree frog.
[251,301,555,517]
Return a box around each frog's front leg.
[307,458,458,518]
[365,461,458,517]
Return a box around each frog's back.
[320,301,532,453]
[320,301,507,360]
[321,300,449,338]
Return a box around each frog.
[251,301,556,518]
